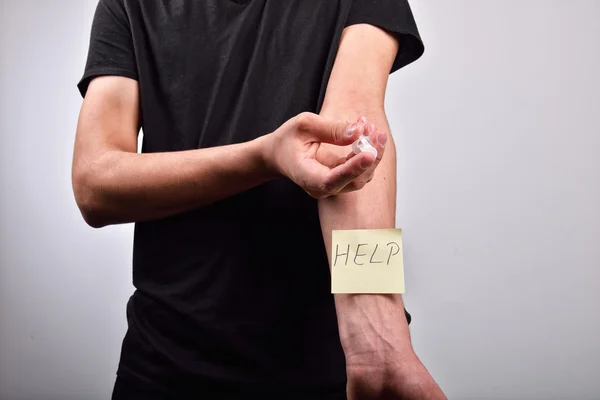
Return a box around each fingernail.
[378,132,388,147]
[345,124,357,137]
[360,159,371,169]
[357,122,365,135]
[369,124,377,135]
[360,116,368,125]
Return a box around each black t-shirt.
[79,0,423,397]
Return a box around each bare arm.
[72,76,376,228]
[72,76,273,227]
[318,24,446,399]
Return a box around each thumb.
[308,115,362,146]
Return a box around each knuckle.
[339,170,354,181]
[345,182,358,192]
[329,123,340,143]
[335,123,347,143]
[309,190,327,200]
[355,167,367,177]
[347,170,362,182]
[352,180,365,190]
[295,112,314,132]
[322,181,336,194]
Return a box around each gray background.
[1,0,599,399]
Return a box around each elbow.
[80,208,109,229]
[72,167,111,228]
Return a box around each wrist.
[335,294,409,351]
[348,354,445,400]
[382,360,448,400]
[251,134,282,180]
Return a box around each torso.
[118,0,353,395]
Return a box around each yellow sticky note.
[331,229,405,294]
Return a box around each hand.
[347,355,448,400]
[316,116,388,193]
[337,295,447,400]
[348,359,448,400]
[263,112,377,199]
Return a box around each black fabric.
[79,0,423,396]
[345,0,424,74]
[112,377,167,400]
[111,376,347,400]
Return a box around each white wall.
[1,1,599,399]
[1,2,134,399]
[393,1,600,399]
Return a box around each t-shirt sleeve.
[345,0,425,74]
[77,0,138,97]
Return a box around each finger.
[364,121,377,139]
[336,155,349,167]
[371,130,388,162]
[347,129,384,162]
[323,152,375,194]
[338,171,374,193]
[349,118,386,162]
[306,141,320,159]
[302,113,364,146]
[320,151,347,169]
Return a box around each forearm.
[318,109,413,358]
[74,73,368,229]
[318,109,445,399]
[73,135,274,227]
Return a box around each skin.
[72,22,446,400]
[73,80,374,227]
[317,24,447,399]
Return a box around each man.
[73,0,446,399]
